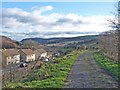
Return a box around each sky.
[1,2,117,41]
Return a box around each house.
[47,52,53,60]
[19,49,35,62]
[52,51,60,57]
[1,49,20,67]
[34,49,47,60]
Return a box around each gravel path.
[64,51,118,88]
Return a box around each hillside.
[0,35,20,49]
[21,35,98,44]
[0,35,98,50]
[21,39,45,50]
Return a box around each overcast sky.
[1,2,116,41]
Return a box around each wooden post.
[9,64,12,82]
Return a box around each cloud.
[31,5,53,15]
[55,17,82,25]
[1,6,115,40]
[2,8,29,17]
[31,5,53,11]
[41,6,53,11]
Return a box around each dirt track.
[64,51,118,88]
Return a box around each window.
[7,62,13,65]
[8,62,10,64]
[7,57,9,59]
[7,57,11,59]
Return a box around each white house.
[19,49,35,62]
[34,49,48,61]
[41,53,47,58]
[1,49,20,67]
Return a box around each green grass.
[6,50,87,88]
[59,48,72,56]
[93,52,120,80]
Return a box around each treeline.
[98,30,119,61]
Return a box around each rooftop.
[20,49,34,55]
[1,49,19,57]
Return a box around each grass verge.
[93,51,120,81]
[5,50,87,88]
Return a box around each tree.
[98,1,119,62]
[108,1,120,29]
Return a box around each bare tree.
[98,1,119,62]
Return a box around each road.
[64,51,118,88]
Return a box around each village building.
[52,51,60,57]
[34,49,47,60]
[47,51,53,60]
[1,49,20,67]
[19,49,35,62]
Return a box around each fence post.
[9,64,12,82]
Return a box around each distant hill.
[21,35,98,44]
[21,39,44,50]
[0,35,45,49]
[0,35,98,50]
[0,35,20,49]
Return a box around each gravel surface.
[64,51,118,88]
